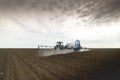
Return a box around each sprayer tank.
[74,40,81,50]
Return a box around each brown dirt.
[0,48,120,80]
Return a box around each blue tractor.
[54,40,81,51]
[54,41,64,50]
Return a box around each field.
[0,48,120,80]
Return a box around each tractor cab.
[54,41,64,50]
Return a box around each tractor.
[54,41,64,50]
[54,40,81,51]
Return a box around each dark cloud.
[92,0,120,22]
[0,0,120,23]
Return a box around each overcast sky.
[0,0,120,48]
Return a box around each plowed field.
[0,49,120,80]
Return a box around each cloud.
[0,0,120,48]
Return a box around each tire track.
[13,54,40,80]
[14,54,62,80]
[4,53,15,80]
[17,53,91,79]
[18,52,92,79]
[0,53,8,80]
[21,55,78,79]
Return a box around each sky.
[0,0,120,48]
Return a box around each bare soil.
[0,48,120,80]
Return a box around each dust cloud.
[37,49,74,57]
[37,49,89,57]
